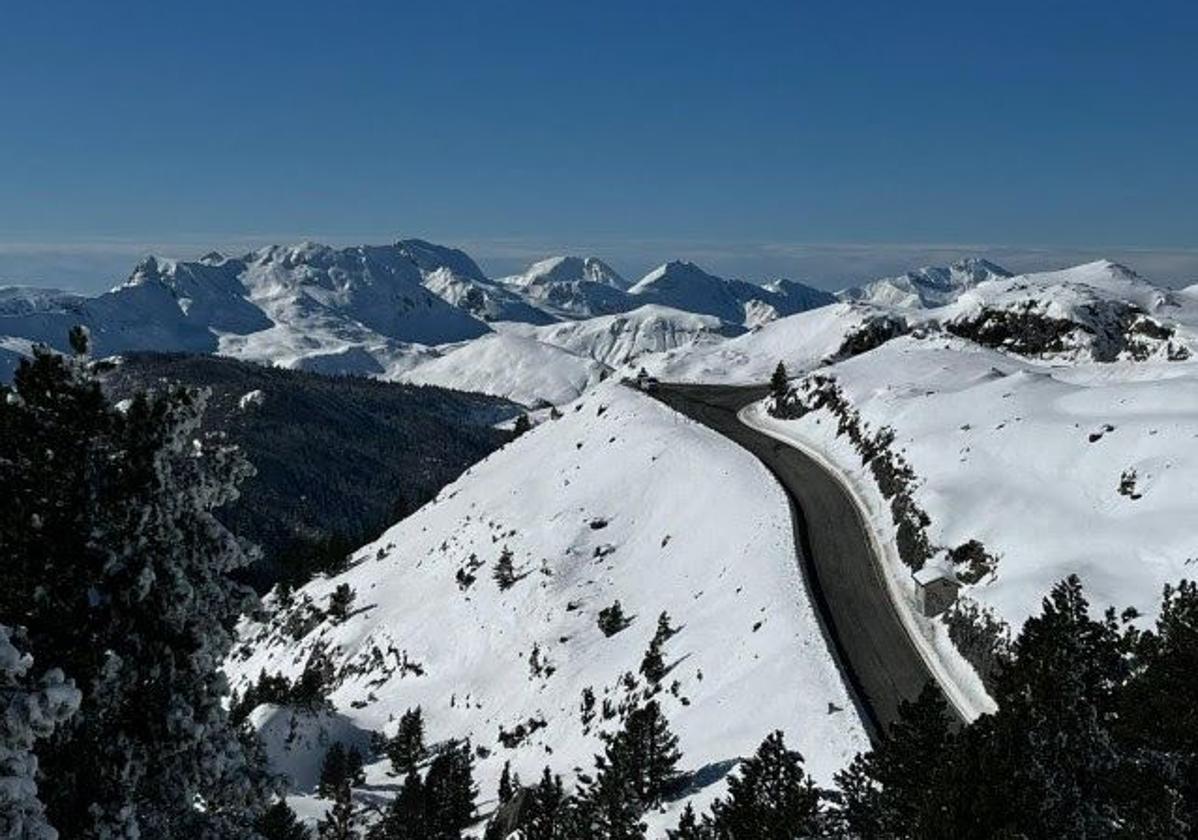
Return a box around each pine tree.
[498,760,517,805]
[494,547,517,590]
[328,583,357,622]
[987,575,1126,838]
[318,774,360,840]
[0,338,274,836]
[370,768,426,840]
[1117,580,1198,832]
[621,700,682,804]
[709,730,822,840]
[257,798,313,840]
[67,323,90,356]
[769,361,788,404]
[522,767,569,840]
[833,683,950,837]
[639,637,667,686]
[388,707,426,775]
[576,747,647,840]
[654,611,677,644]
[668,803,712,840]
[424,739,477,839]
[347,746,367,786]
[320,743,349,799]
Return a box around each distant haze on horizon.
[1,237,1196,296]
[2,1,1194,293]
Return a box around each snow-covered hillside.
[763,334,1198,631]
[398,332,608,407]
[838,257,1012,308]
[638,259,1198,658]
[640,303,875,384]
[226,382,869,833]
[497,305,743,368]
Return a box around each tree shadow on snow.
[663,757,741,802]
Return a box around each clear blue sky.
[2,0,1196,290]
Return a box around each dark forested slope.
[99,353,520,589]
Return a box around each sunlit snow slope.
[227,381,869,833]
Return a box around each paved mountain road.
[644,382,964,738]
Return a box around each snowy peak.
[397,239,554,325]
[839,257,1013,309]
[949,257,1013,283]
[627,261,744,322]
[629,261,835,327]
[497,256,635,320]
[508,255,630,290]
[396,238,490,284]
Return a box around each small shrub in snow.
[327,583,357,622]
[597,601,633,637]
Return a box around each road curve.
[645,382,964,738]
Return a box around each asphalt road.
[645,382,963,738]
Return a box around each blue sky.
[2,0,1196,290]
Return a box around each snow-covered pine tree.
[0,625,81,840]
[0,340,275,836]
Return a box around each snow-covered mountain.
[627,261,835,328]
[226,380,869,831]
[627,261,748,323]
[644,259,1195,382]
[399,239,557,325]
[497,304,744,368]
[838,257,1013,309]
[503,255,630,290]
[0,242,495,378]
[498,256,635,320]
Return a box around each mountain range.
[0,239,837,382]
[6,241,1192,408]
